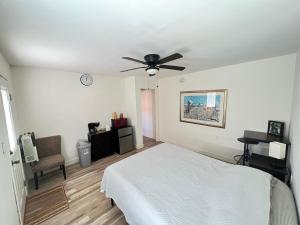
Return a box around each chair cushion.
[32,154,65,172]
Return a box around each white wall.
[159,54,296,161]
[141,89,155,138]
[11,66,125,165]
[123,76,139,147]
[11,68,158,165]
[289,49,300,214]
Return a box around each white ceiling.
[0,0,300,76]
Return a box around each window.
[1,89,17,151]
[206,92,216,107]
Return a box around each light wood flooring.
[26,137,161,225]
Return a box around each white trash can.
[77,140,91,167]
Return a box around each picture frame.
[180,89,228,128]
[267,120,284,137]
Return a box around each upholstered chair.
[31,135,66,189]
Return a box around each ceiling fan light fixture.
[146,67,159,76]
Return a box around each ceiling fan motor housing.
[144,54,160,76]
[144,54,160,65]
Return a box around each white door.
[0,77,26,225]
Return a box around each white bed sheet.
[101,143,272,225]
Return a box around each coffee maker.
[88,122,100,134]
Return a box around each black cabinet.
[88,126,134,161]
[89,131,117,161]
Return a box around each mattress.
[101,143,296,225]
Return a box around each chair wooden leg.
[62,165,66,180]
[40,171,43,176]
[34,172,39,190]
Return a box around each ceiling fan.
[120,53,185,76]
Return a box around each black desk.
[243,130,290,163]
[243,130,290,145]
[239,130,291,183]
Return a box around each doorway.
[141,89,157,148]
[0,76,26,225]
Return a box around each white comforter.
[101,143,271,225]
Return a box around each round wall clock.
[80,74,93,86]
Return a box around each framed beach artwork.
[180,89,228,128]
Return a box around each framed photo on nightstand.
[267,120,284,137]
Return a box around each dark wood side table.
[249,153,290,184]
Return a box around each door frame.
[139,88,160,144]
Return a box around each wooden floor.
[26,137,161,225]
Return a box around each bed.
[101,143,298,225]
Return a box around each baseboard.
[65,157,79,166]
[136,144,144,149]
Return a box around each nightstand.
[249,153,290,184]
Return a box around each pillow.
[269,178,298,225]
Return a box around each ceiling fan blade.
[158,53,183,64]
[159,65,185,71]
[120,67,146,72]
[122,57,146,65]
